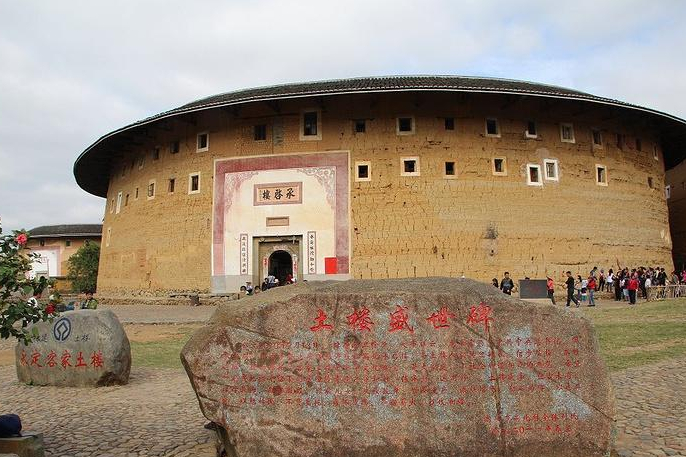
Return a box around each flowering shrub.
[0,222,54,344]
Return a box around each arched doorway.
[269,250,293,285]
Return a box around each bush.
[0,223,55,344]
[67,241,100,293]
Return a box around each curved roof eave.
[74,76,686,198]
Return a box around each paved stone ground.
[612,357,686,457]
[1,365,216,457]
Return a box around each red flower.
[15,233,28,245]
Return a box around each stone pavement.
[612,357,686,457]
[1,365,216,457]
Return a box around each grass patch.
[583,299,686,371]
[130,329,195,369]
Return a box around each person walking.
[565,271,580,308]
[546,276,556,305]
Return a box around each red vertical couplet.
[466,302,494,333]
[310,309,334,332]
[389,305,414,333]
[347,306,374,331]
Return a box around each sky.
[1,0,685,233]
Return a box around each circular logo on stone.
[53,318,72,342]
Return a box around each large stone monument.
[15,310,131,387]
[182,278,615,457]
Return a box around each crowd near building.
[72,76,686,295]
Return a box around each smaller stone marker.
[15,310,131,387]
[0,432,44,457]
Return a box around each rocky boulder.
[15,309,131,387]
[181,278,615,457]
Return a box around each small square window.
[355,161,371,182]
[168,178,176,193]
[400,157,420,176]
[596,165,608,186]
[653,145,659,161]
[153,147,160,160]
[648,177,654,189]
[666,185,671,199]
[197,132,209,152]
[116,191,123,214]
[527,164,542,186]
[135,187,139,200]
[147,181,156,199]
[254,124,267,141]
[635,138,642,152]
[492,157,507,176]
[560,123,575,143]
[486,118,499,137]
[40,240,45,247]
[189,173,201,194]
[444,117,455,131]
[303,111,318,136]
[397,117,414,135]
[137,156,144,169]
[125,194,129,206]
[544,159,559,181]
[121,167,126,177]
[616,134,624,150]
[65,240,71,247]
[444,161,456,178]
[592,129,602,147]
[526,120,537,138]
[354,119,366,133]
[170,141,180,154]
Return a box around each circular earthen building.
[74,76,686,294]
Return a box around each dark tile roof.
[29,224,103,238]
[74,75,686,197]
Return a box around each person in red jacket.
[587,276,597,307]
[627,274,639,305]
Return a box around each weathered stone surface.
[15,310,131,386]
[181,278,615,457]
[0,432,44,457]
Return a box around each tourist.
[671,271,680,285]
[80,291,98,309]
[575,275,584,302]
[285,273,294,285]
[613,272,622,301]
[262,278,269,291]
[245,282,254,295]
[491,278,499,288]
[606,269,614,293]
[598,269,606,292]
[587,275,596,307]
[546,276,555,305]
[500,272,514,295]
[253,286,261,294]
[627,274,639,305]
[657,268,667,286]
[565,271,580,308]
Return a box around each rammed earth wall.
[95,92,673,295]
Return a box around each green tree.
[0,223,54,344]
[67,241,100,293]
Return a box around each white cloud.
[0,0,685,231]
